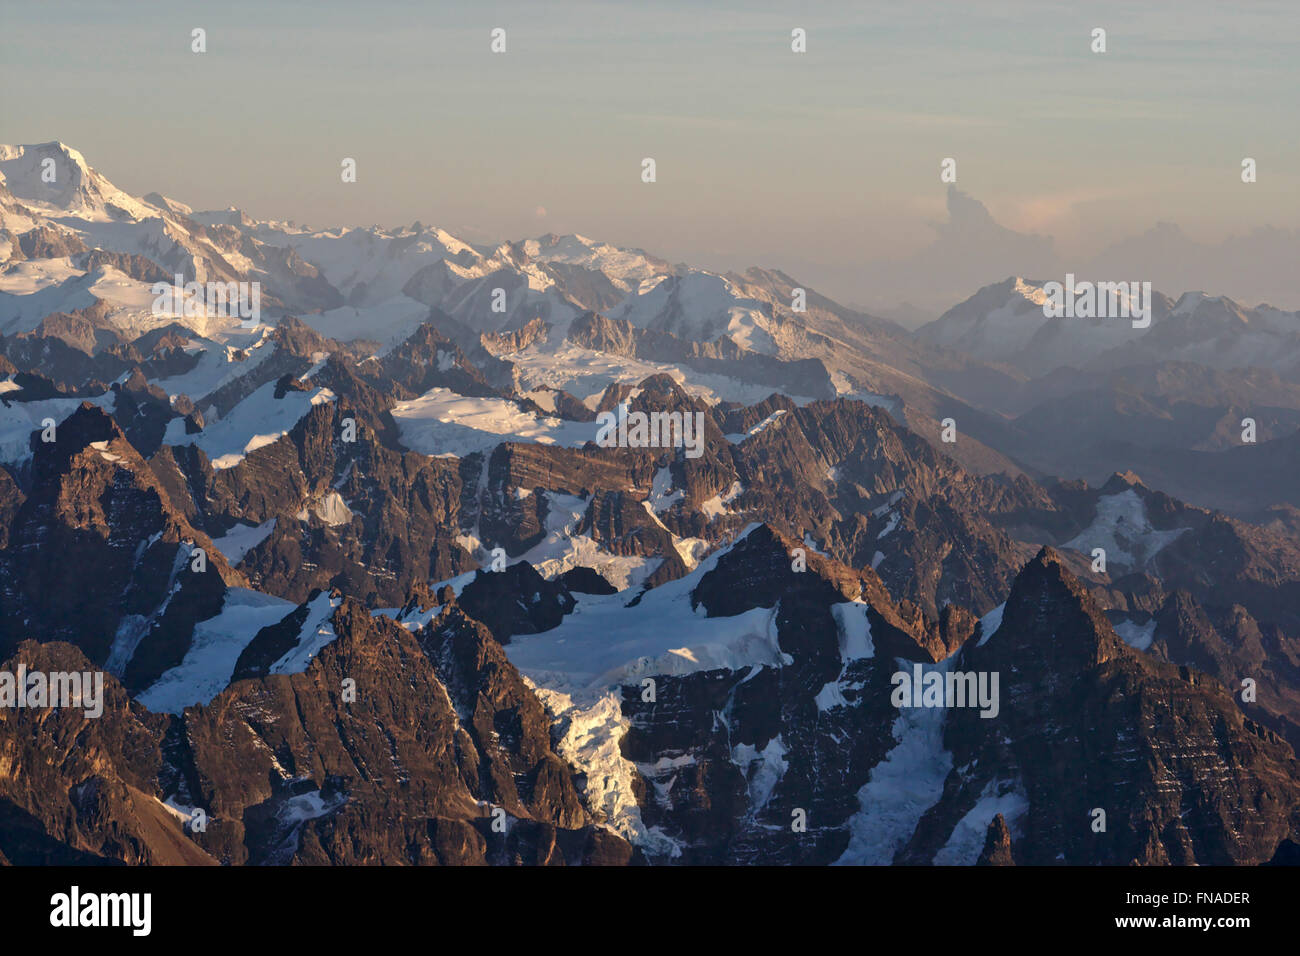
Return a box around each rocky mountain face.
[0,405,241,691]
[0,607,634,865]
[5,334,1299,866]
[0,640,211,866]
[920,548,1300,865]
[616,525,934,864]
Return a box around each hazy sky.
[3,0,1298,313]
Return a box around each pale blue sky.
[3,0,1297,310]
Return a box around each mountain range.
[1,141,1298,866]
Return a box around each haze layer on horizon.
[2,0,1297,318]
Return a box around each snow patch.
[1063,489,1189,569]
[137,588,297,713]
[391,387,597,458]
[976,602,1006,647]
[268,592,342,675]
[209,518,276,565]
[932,778,1029,865]
[1114,617,1156,652]
[835,658,955,865]
[700,480,744,521]
[732,736,789,811]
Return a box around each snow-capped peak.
[1010,277,1049,306]
[0,141,154,221]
